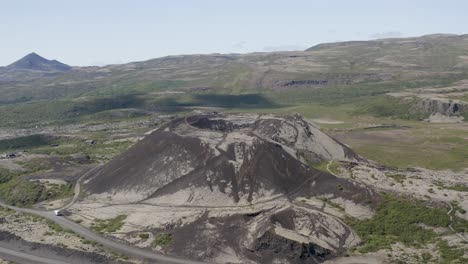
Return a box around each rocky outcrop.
[414,97,466,116]
[388,91,467,122]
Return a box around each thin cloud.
[262,44,308,52]
[232,41,247,50]
[370,31,403,39]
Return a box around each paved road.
[0,246,69,264]
[0,202,204,264]
[0,163,205,264]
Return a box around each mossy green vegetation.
[308,161,329,173]
[437,240,467,264]
[387,174,406,184]
[17,157,54,173]
[0,168,14,184]
[347,194,450,253]
[81,239,99,246]
[45,219,72,233]
[0,178,45,206]
[0,166,73,206]
[45,182,73,200]
[344,124,468,172]
[435,182,468,193]
[353,96,428,120]
[347,194,468,263]
[308,160,341,175]
[353,141,467,172]
[91,215,127,233]
[151,233,172,248]
[449,201,467,217]
[30,138,132,162]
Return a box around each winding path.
[446,202,468,243]
[0,164,205,264]
[60,163,103,211]
[326,159,337,176]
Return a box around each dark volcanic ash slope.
[85,113,366,205]
[81,113,376,264]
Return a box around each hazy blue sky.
[1,0,467,66]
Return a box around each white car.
[54,210,62,216]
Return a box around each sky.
[1,0,467,66]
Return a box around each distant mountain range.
[6,52,71,72]
[0,33,467,126]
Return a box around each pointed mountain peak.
[7,52,72,72]
[25,52,43,58]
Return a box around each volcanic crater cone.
[81,113,376,263]
[86,113,365,205]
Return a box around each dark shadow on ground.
[146,97,190,113]
[145,93,282,113]
[193,94,279,108]
[65,94,145,117]
[0,135,53,152]
[0,93,284,128]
